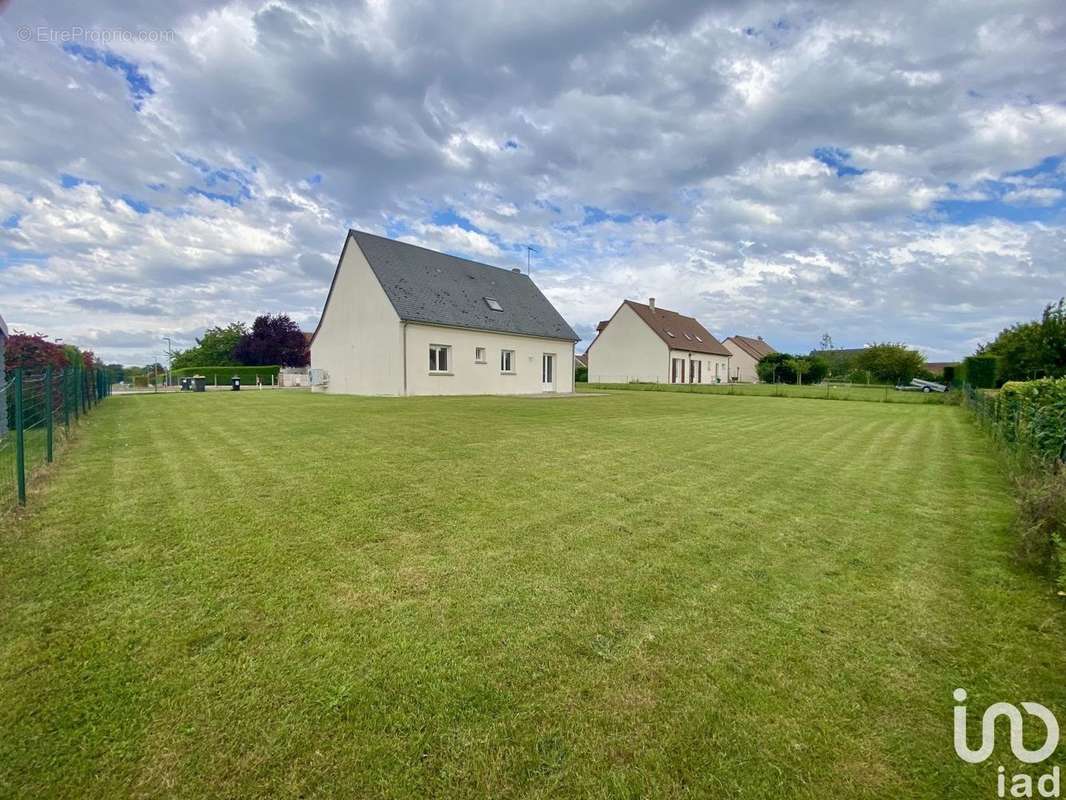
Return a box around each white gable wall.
[587,302,669,383]
[723,339,761,382]
[405,323,574,395]
[311,238,405,395]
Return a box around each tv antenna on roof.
[526,245,538,275]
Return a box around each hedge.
[961,355,999,388]
[171,365,280,386]
[964,378,1066,591]
[987,379,1066,462]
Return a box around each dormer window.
[484,297,503,312]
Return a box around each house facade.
[723,335,776,382]
[587,299,732,384]
[310,231,579,396]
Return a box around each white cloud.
[0,0,1063,364]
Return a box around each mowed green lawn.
[1,390,1063,799]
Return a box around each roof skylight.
[484,297,503,312]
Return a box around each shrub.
[574,365,588,383]
[171,365,281,386]
[1013,469,1066,575]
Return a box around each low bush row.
[965,378,1066,591]
[170,366,281,386]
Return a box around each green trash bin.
[193,375,206,393]
[231,376,241,391]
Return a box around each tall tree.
[171,322,247,369]
[980,299,1066,381]
[233,314,309,367]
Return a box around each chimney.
[648,297,656,312]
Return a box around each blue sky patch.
[59,173,90,188]
[932,198,1063,224]
[121,195,150,214]
[1007,154,1062,179]
[932,155,1066,224]
[178,154,254,205]
[430,208,478,231]
[383,217,412,240]
[63,44,154,110]
[582,206,635,225]
[186,187,248,206]
[813,147,865,177]
[2,214,19,229]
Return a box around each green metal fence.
[0,366,112,513]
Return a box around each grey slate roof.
[349,230,579,341]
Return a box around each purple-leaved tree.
[233,314,309,367]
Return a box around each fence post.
[45,366,54,463]
[63,368,70,431]
[14,368,26,506]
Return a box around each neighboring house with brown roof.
[574,352,588,369]
[924,361,958,376]
[587,298,732,384]
[723,335,776,383]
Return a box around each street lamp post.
[162,339,172,388]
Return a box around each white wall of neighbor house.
[722,340,760,382]
[667,349,732,384]
[310,239,405,395]
[587,303,669,383]
[404,323,575,396]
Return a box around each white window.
[475,347,487,363]
[484,297,503,312]
[500,349,515,373]
[429,344,451,373]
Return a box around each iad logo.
[954,688,1061,798]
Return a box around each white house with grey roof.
[310,231,579,396]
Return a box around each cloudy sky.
[1,0,1064,365]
